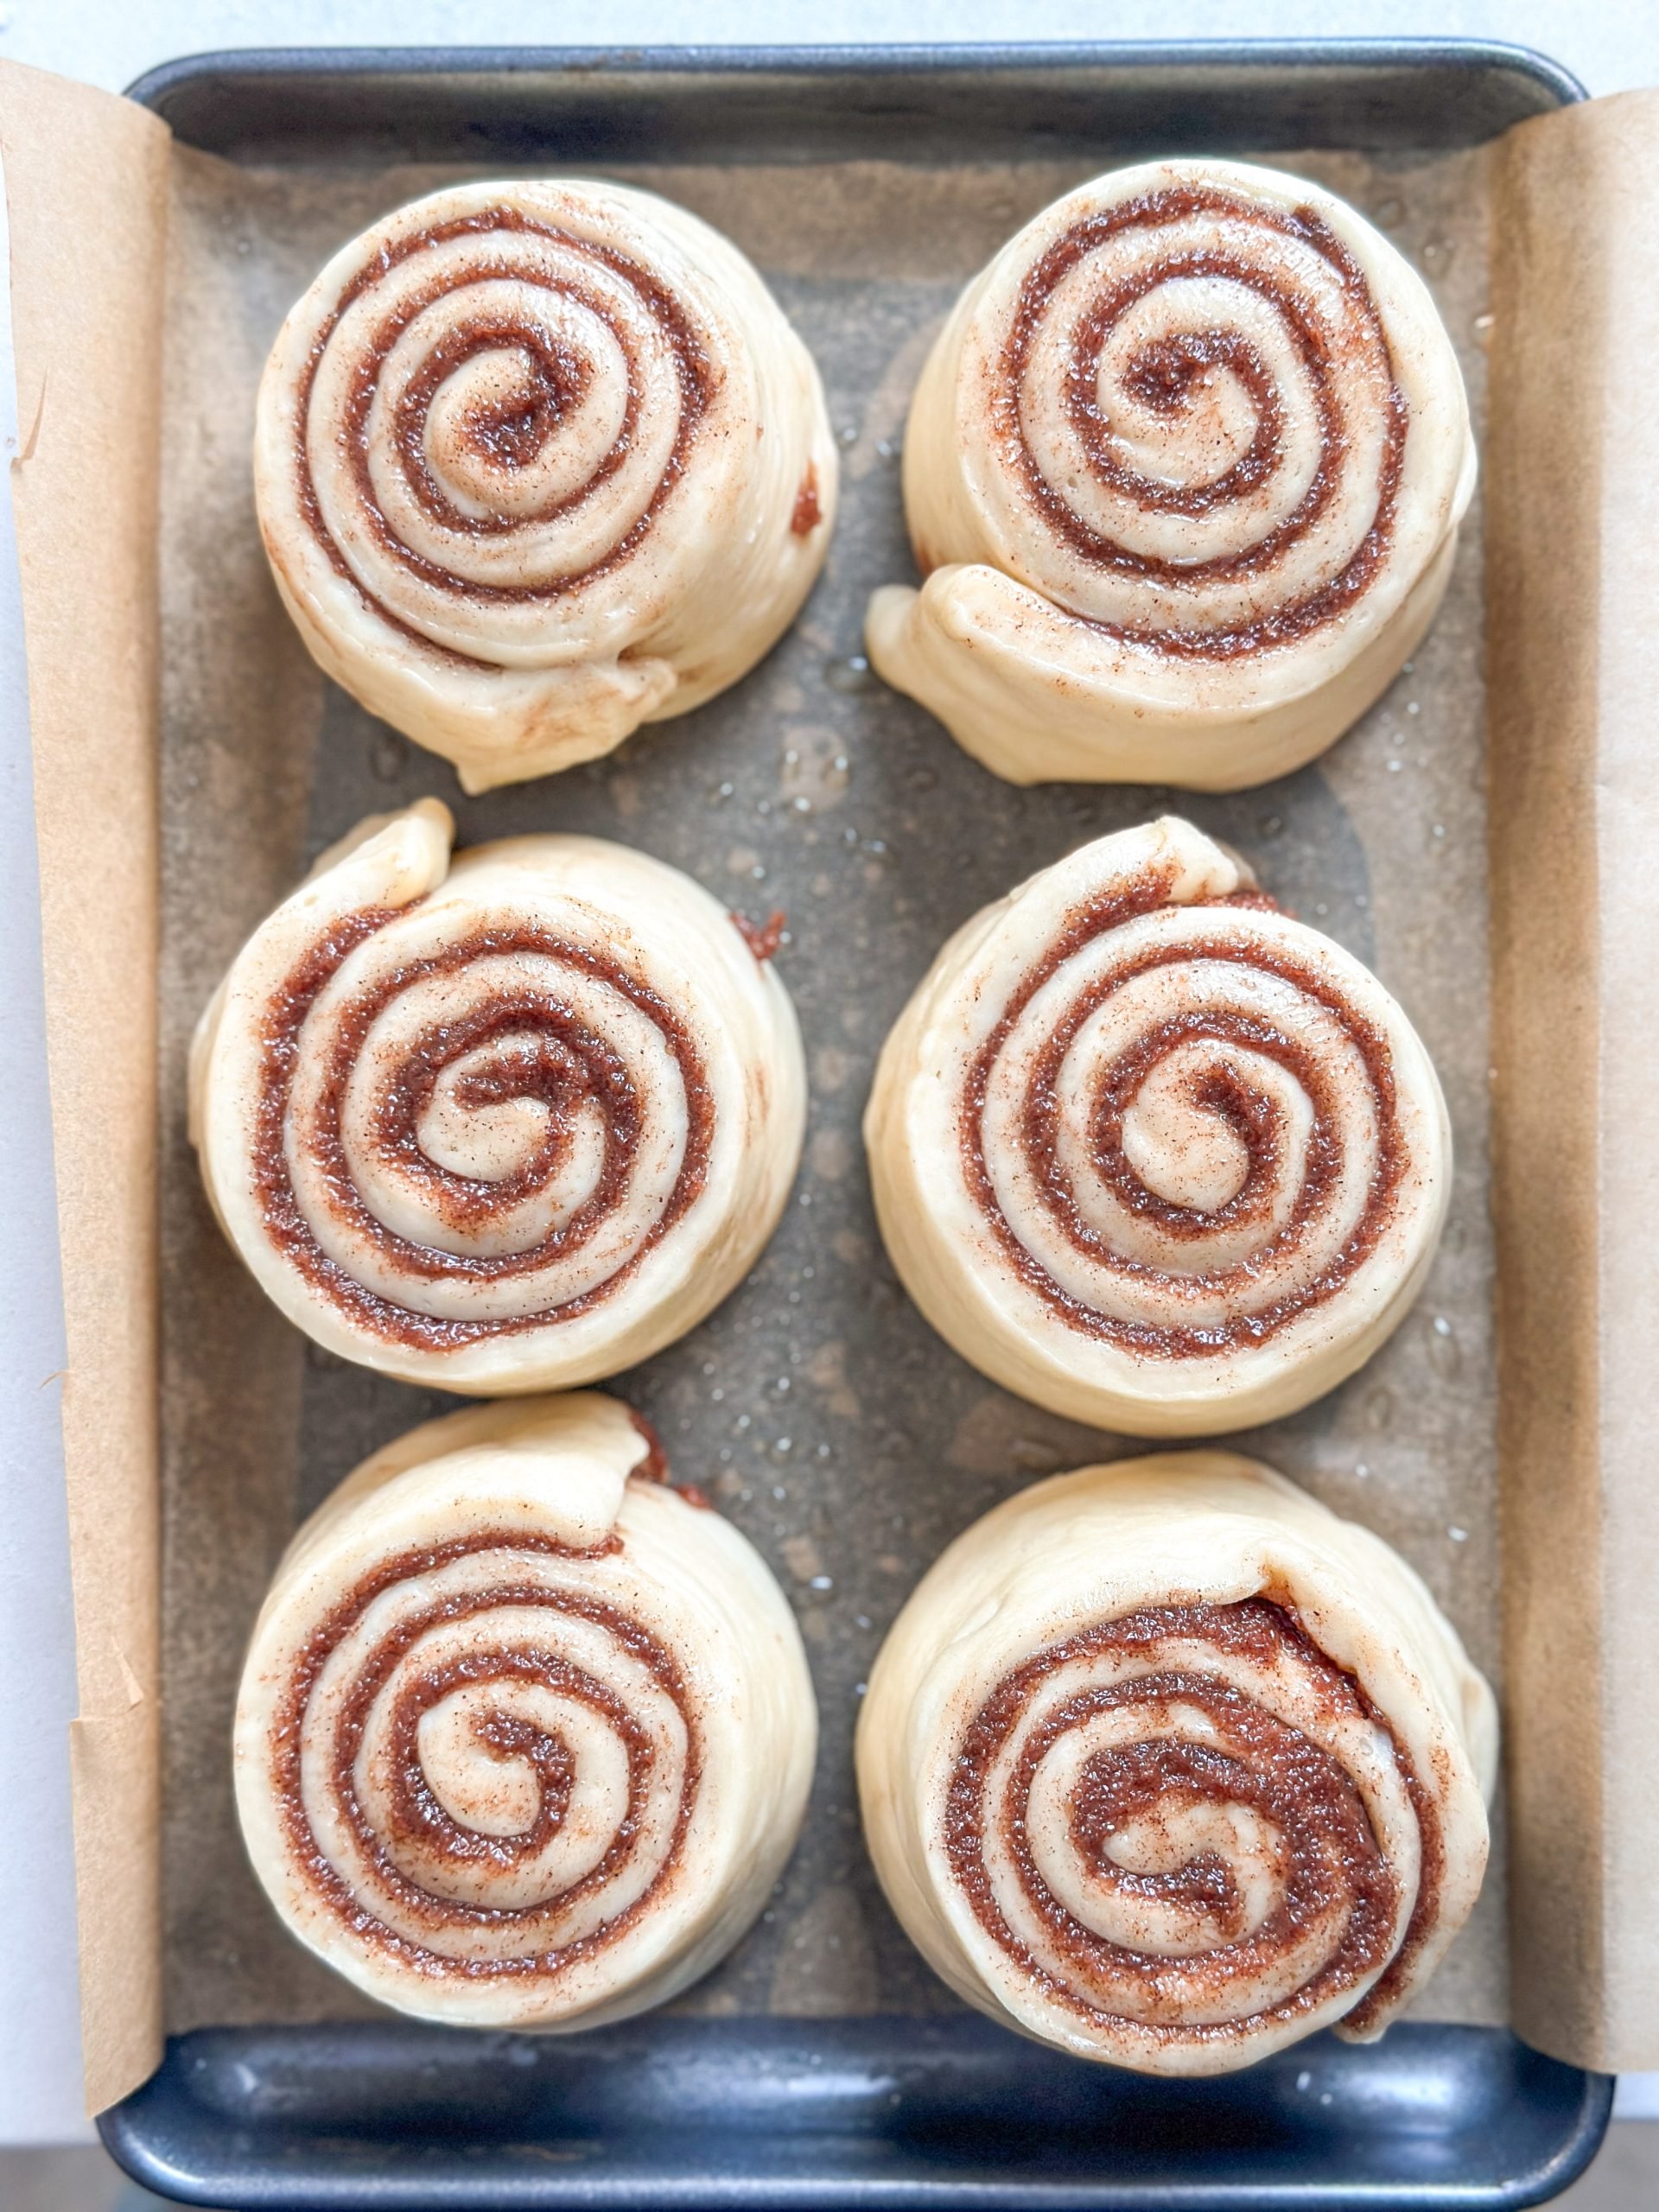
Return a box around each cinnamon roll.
[865,817,1449,1435]
[254,181,836,792]
[235,1393,817,2028]
[867,159,1474,789]
[190,800,805,1389]
[857,1452,1494,2074]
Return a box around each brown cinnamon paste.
[270,1527,704,1980]
[627,1409,671,1484]
[943,1598,1440,2043]
[993,185,1407,656]
[731,908,786,963]
[623,1413,718,1512]
[790,462,823,536]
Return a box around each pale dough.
[192,800,806,1390]
[864,816,1450,1434]
[868,159,1474,789]
[256,180,836,791]
[236,1392,818,2030]
[857,1451,1494,2073]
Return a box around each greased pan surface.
[108,41,1611,2211]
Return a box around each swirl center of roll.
[417,329,610,514]
[1098,324,1282,505]
[989,186,1406,652]
[944,1600,1427,2037]
[1110,1042,1273,1214]
[296,210,716,657]
[963,893,1403,1355]
[1056,1740,1287,1954]
[275,1530,702,1970]
[412,1665,582,1843]
[255,911,714,1345]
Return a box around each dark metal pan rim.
[127,36,1587,109]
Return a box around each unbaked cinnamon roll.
[254,181,836,792]
[865,817,1449,1434]
[190,800,805,1389]
[868,159,1474,789]
[236,1393,817,2028]
[858,1452,1494,2074]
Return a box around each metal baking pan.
[105,39,1611,2212]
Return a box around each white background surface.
[2,0,1659,105]
[3,0,1658,2153]
[0,138,83,2152]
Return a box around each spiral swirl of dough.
[867,159,1474,789]
[255,181,836,791]
[856,1452,1494,2074]
[236,1395,817,2029]
[865,817,1449,1435]
[191,801,805,1391]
